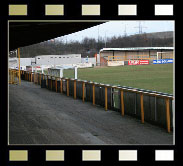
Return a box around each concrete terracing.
[9,80,173,145]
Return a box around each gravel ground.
[9,80,173,145]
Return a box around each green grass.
[63,64,173,94]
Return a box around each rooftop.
[100,47,174,52]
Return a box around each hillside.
[12,31,173,58]
[134,31,173,39]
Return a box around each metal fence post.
[154,96,157,121]
[51,76,52,90]
[46,75,48,88]
[67,79,69,96]
[31,72,32,82]
[40,73,41,85]
[121,89,125,116]
[37,73,38,84]
[74,80,77,99]
[34,72,36,84]
[29,72,31,82]
[82,82,85,102]
[55,78,57,92]
[166,98,171,133]
[105,86,108,111]
[93,84,95,105]
[140,93,144,123]
[60,78,63,93]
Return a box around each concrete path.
[9,80,173,145]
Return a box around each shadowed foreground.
[9,80,173,145]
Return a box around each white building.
[35,54,81,66]
[9,57,35,69]
[9,54,96,70]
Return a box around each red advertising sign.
[128,60,149,65]
[128,60,139,65]
[139,60,149,65]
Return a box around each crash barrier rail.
[19,70,174,133]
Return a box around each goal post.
[156,52,174,61]
[48,66,78,79]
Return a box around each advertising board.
[153,59,173,64]
[128,60,149,65]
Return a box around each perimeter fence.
[10,69,174,133]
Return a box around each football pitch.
[63,64,173,94]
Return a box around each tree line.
[16,32,173,58]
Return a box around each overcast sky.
[55,21,174,43]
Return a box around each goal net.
[156,52,174,60]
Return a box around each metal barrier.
[9,69,19,84]
[17,69,174,133]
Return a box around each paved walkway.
[9,80,173,145]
